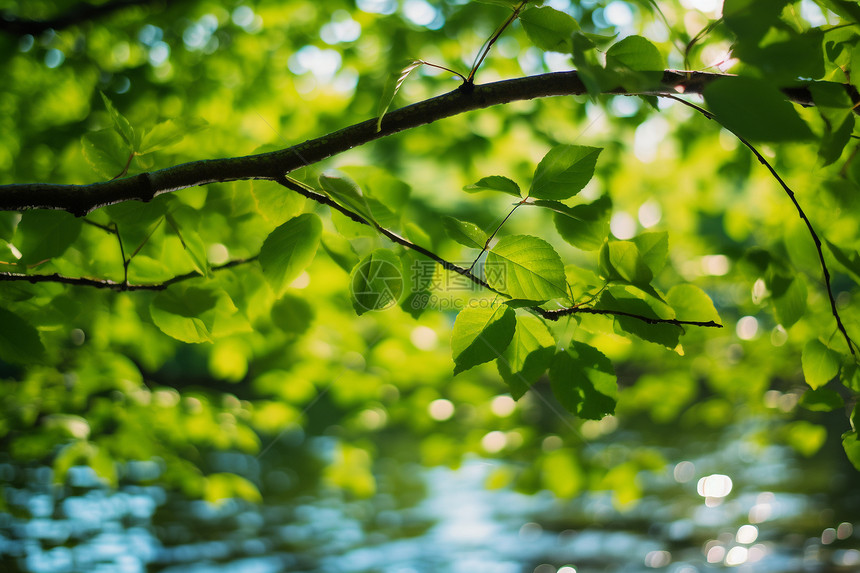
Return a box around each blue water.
[2,417,859,573]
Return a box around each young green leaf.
[258,213,323,298]
[82,129,134,179]
[138,117,208,155]
[549,341,617,419]
[799,388,845,412]
[0,306,46,364]
[150,286,220,343]
[530,145,602,201]
[486,235,568,301]
[770,274,807,328]
[319,170,373,221]
[542,195,611,251]
[350,249,404,315]
[377,60,425,133]
[632,232,667,274]
[599,240,653,286]
[13,210,83,265]
[666,284,721,325]
[843,429,860,471]
[497,314,556,398]
[100,91,136,148]
[464,175,522,197]
[604,35,664,91]
[442,216,487,249]
[519,5,579,53]
[451,304,516,375]
[826,240,860,286]
[703,77,814,142]
[801,339,841,390]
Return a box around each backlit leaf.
[520,5,579,53]
[464,175,521,197]
[530,145,602,200]
[443,216,487,249]
[452,304,516,374]
[549,341,617,419]
[82,129,133,179]
[497,314,556,398]
[802,339,841,389]
[259,213,323,298]
[543,195,612,251]
[703,77,814,142]
[486,235,568,301]
[0,306,45,364]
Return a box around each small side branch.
[274,176,496,292]
[538,305,722,327]
[666,94,856,355]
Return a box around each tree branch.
[0,0,158,36]
[0,257,256,291]
[1,71,853,215]
[276,177,720,328]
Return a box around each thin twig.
[537,306,722,327]
[0,257,256,291]
[665,94,857,354]
[467,1,528,83]
[469,200,525,271]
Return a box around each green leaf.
[377,60,425,132]
[100,91,135,148]
[605,35,664,91]
[799,388,845,412]
[270,293,315,335]
[451,304,516,375]
[82,129,133,179]
[249,180,306,225]
[138,117,208,155]
[319,170,373,220]
[350,249,404,315]
[150,286,220,343]
[785,420,827,457]
[801,339,841,389]
[165,211,210,277]
[549,341,617,419]
[442,216,487,249]
[632,232,668,277]
[0,306,45,364]
[486,235,568,301]
[519,6,579,53]
[497,314,556,398]
[826,239,860,286]
[843,429,860,471]
[666,284,721,324]
[0,212,18,241]
[530,145,602,200]
[258,213,323,298]
[13,210,83,265]
[599,240,653,286]
[464,175,522,197]
[770,274,807,328]
[543,195,611,251]
[703,77,814,142]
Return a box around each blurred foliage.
[0,0,859,507]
